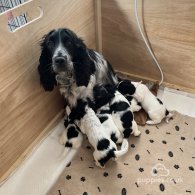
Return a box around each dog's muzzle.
[52,55,71,72]
[54,56,67,65]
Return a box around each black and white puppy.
[93,85,123,144]
[38,28,118,108]
[108,86,141,137]
[118,80,173,125]
[59,106,83,149]
[67,99,129,168]
[94,84,141,139]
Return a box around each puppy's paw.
[95,161,105,168]
[165,117,173,123]
[134,130,141,137]
[112,157,118,161]
[165,118,169,123]
[146,120,160,125]
[146,120,154,125]
[121,139,129,150]
[132,105,142,112]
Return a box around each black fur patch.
[38,52,56,91]
[106,60,118,85]
[88,49,98,62]
[125,95,133,102]
[64,118,69,128]
[73,59,95,87]
[93,84,115,110]
[86,97,96,111]
[165,109,169,116]
[98,116,108,123]
[97,139,110,151]
[157,98,163,105]
[73,46,96,87]
[104,84,117,94]
[123,128,132,138]
[117,80,136,95]
[98,148,116,167]
[99,110,111,114]
[110,102,129,112]
[65,142,72,148]
[121,111,133,128]
[69,99,87,122]
[111,133,118,143]
[67,126,79,139]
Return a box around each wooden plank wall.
[102,0,195,92]
[0,0,96,182]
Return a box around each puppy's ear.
[117,80,136,95]
[93,85,107,98]
[104,84,116,95]
[38,31,56,91]
[73,38,95,87]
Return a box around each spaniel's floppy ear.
[38,31,56,91]
[73,38,95,87]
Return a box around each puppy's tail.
[165,110,173,123]
[114,139,129,158]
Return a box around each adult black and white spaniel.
[37,28,130,167]
[38,28,118,107]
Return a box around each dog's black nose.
[54,57,66,64]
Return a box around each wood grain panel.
[0,0,96,183]
[102,0,195,91]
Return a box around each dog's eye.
[48,41,55,49]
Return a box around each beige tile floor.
[0,87,195,195]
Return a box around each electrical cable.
[134,0,164,85]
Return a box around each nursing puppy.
[93,85,123,144]
[94,85,141,139]
[59,106,83,149]
[68,99,129,168]
[117,80,173,125]
[97,109,123,145]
